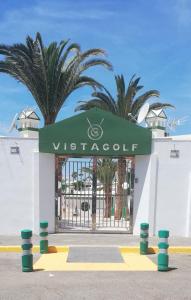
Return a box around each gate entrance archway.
[56,157,134,233]
[39,108,151,233]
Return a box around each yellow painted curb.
[0,246,22,253]
[48,246,69,253]
[0,245,191,254]
[0,245,69,253]
[119,246,191,254]
[168,247,191,254]
[119,246,157,254]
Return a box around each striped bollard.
[40,221,48,254]
[21,229,33,272]
[158,230,169,271]
[140,223,149,255]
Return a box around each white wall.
[0,137,38,235]
[33,152,55,234]
[133,153,158,235]
[133,137,191,237]
[153,139,191,237]
[0,137,55,235]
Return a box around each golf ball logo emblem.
[87,118,104,141]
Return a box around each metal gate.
[56,157,134,233]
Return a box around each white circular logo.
[87,118,104,141]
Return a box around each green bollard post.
[40,221,48,254]
[158,230,169,271]
[21,229,33,272]
[140,223,149,255]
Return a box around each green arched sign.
[39,108,151,156]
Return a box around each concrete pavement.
[1,233,191,246]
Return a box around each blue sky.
[0,0,191,135]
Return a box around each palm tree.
[82,158,117,218]
[0,32,113,219]
[76,74,174,219]
[0,32,112,125]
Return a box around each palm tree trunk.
[104,184,112,218]
[44,115,56,126]
[115,157,126,220]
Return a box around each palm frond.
[75,99,110,112]
[80,48,106,59]
[80,58,113,72]
[91,91,117,113]
[75,73,174,125]
[131,90,160,116]
[82,159,117,186]
[74,76,103,90]
[0,33,112,124]
[149,102,175,110]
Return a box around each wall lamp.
[170,145,179,158]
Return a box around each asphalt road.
[0,252,191,300]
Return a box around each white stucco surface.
[0,137,38,235]
[133,137,191,237]
[0,136,55,235]
[133,155,150,234]
[33,152,55,234]
[153,139,191,237]
[133,153,158,235]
